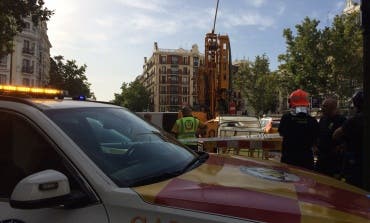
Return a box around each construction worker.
[316,97,346,176]
[278,89,319,170]
[333,90,364,188]
[172,106,207,151]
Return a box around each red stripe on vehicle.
[295,181,370,219]
[155,178,301,223]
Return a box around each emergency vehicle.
[0,85,369,223]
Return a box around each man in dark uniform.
[333,90,364,188]
[316,97,346,176]
[278,89,319,170]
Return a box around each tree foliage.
[112,79,150,112]
[0,0,53,56]
[234,55,278,116]
[278,13,362,99]
[49,56,94,98]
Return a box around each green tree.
[234,55,278,116]
[49,56,94,98]
[278,13,362,100]
[0,0,53,56]
[324,12,363,98]
[112,79,150,112]
[278,17,325,96]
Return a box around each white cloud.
[223,12,274,28]
[245,0,266,8]
[277,5,286,16]
[114,0,168,12]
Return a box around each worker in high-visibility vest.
[172,106,207,151]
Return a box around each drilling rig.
[197,0,232,120]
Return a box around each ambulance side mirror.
[10,169,71,209]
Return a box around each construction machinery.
[197,0,232,120]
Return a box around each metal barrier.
[182,134,282,160]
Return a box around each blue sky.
[45,0,353,101]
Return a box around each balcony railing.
[22,48,35,55]
[22,66,34,74]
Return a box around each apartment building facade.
[0,18,51,87]
[138,42,204,112]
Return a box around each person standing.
[333,90,364,188]
[316,97,346,176]
[278,89,319,170]
[171,106,207,151]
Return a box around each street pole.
[361,0,370,191]
[9,51,13,84]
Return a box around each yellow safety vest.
[176,117,199,145]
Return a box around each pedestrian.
[278,89,319,170]
[316,97,346,176]
[171,106,207,151]
[333,90,364,188]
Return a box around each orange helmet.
[289,89,309,108]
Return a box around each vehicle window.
[0,111,83,199]
[46,107,197,187]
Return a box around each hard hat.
[289,89,309,108]
[352,89,363,110]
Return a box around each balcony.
[22,66,34,74]
[22,48,35,55]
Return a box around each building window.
[169,75,178,84]
[161,66,166,74]
[183,67,188,75]
[182,77,188,85]
[172,56,178,64]
[160,95,166,104]
[23,40,29,49]
[182,97,188,103]
[170,95,179,105]
[160,75,166,84]
[22,78,30,86]
[22,40,34,55]
[24,22,31,30]
[22,59,34,74]
[160,86,166,94]
[171,66,179,74]
[193,57,199,67]
[182,87,188,94]
[0,56,7,67]
[169,86,178,94]
[0,74,7,84]
[183,56,189,65]
[161,56,166,64]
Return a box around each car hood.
[133,154,370,223]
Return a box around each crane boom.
[212,0,220,34]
